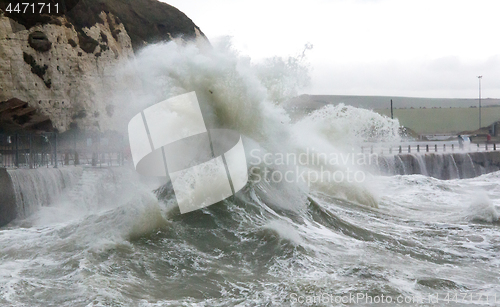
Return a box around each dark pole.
[54,133,58,168]
[390,99,393,119]
[478,76,482,129]
[29,134,32,169]
[42,135,45,167]
[15,134,19,168]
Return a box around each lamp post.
[478,76,482,129]
[390,99,393,119]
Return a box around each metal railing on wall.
[361,143,500,156]
[0,133,126,169]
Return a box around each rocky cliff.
[0,0,206,133]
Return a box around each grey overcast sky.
[161,0,500,98]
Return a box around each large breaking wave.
[2,39,499,306]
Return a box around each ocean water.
[1,40,499,306]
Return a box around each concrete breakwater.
[0,167,82,227]
[376,151,500,180]
[2,151,499,227]
[0,166,132,227]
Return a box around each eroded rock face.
[0,0,207,133]
[0,11,134,132]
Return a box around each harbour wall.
[376,151,500,180]
[2,151,500,227]
[0,167,82,227]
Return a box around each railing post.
[408,145,411,153]
[41,137,44,166]
[417,145,420,153]
[451,144,454,151]
[29,134,33,168]
[15,134,19,168]
[399,146,402,153]
[54,133,58,168]
[443,144,446,152]
[485,143,488,151]
[494,143,497,151]
[426,144,429,152]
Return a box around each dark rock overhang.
[0,0,207,52]
[0,98,54,133]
